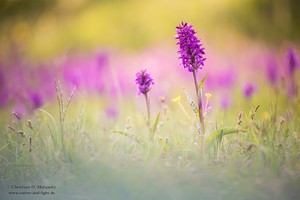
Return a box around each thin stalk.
[192,70,205,135]
[144,93,151,128]
[178,102,192,120]
[272,94,278,147]
[193,70,205,155]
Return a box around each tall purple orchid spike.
[176,22,206,72]
[176,22,206,137]
[135,69,154,127]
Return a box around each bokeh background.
[1,0,299,57]
[0,0,299,119]
[1,2,300,199]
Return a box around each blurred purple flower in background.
[266,56,278,85]
[0,50,57,114]
[285,48,298,98]
[63,52,108,93]
[216,68,236,88]
[203,63,237,91]
[105,106,118,119]
[0,49,118,117]
[135,69,154,95]
[176,22,206,72]
[243,83,257,99]
[220,95,231,110]
[287,48,298,75]
[28,91,43,109]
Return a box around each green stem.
[145,93,151,128]
[193,70,205,155]
[192,70,205,135]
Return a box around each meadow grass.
[0,83,300,200]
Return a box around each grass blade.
[206,128,243,144]
[150,112,160,140]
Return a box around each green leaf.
[199,73,208,90]
[183,88,199,118]
[206,128,243,144]
[150,112,160,140]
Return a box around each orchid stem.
[145,93,151,128]
[193,70,205,154]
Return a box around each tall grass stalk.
[55,80,76,157]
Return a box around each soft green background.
[1,0,299,60]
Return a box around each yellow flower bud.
[172,95,181,103]
[205,93,212,98]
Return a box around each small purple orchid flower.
[135,69,154,95]
[135,69,154,127]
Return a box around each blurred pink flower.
[63,52,108,94]
[220,95,231,110]
[105,106,118,119]
[243,83,257,99]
